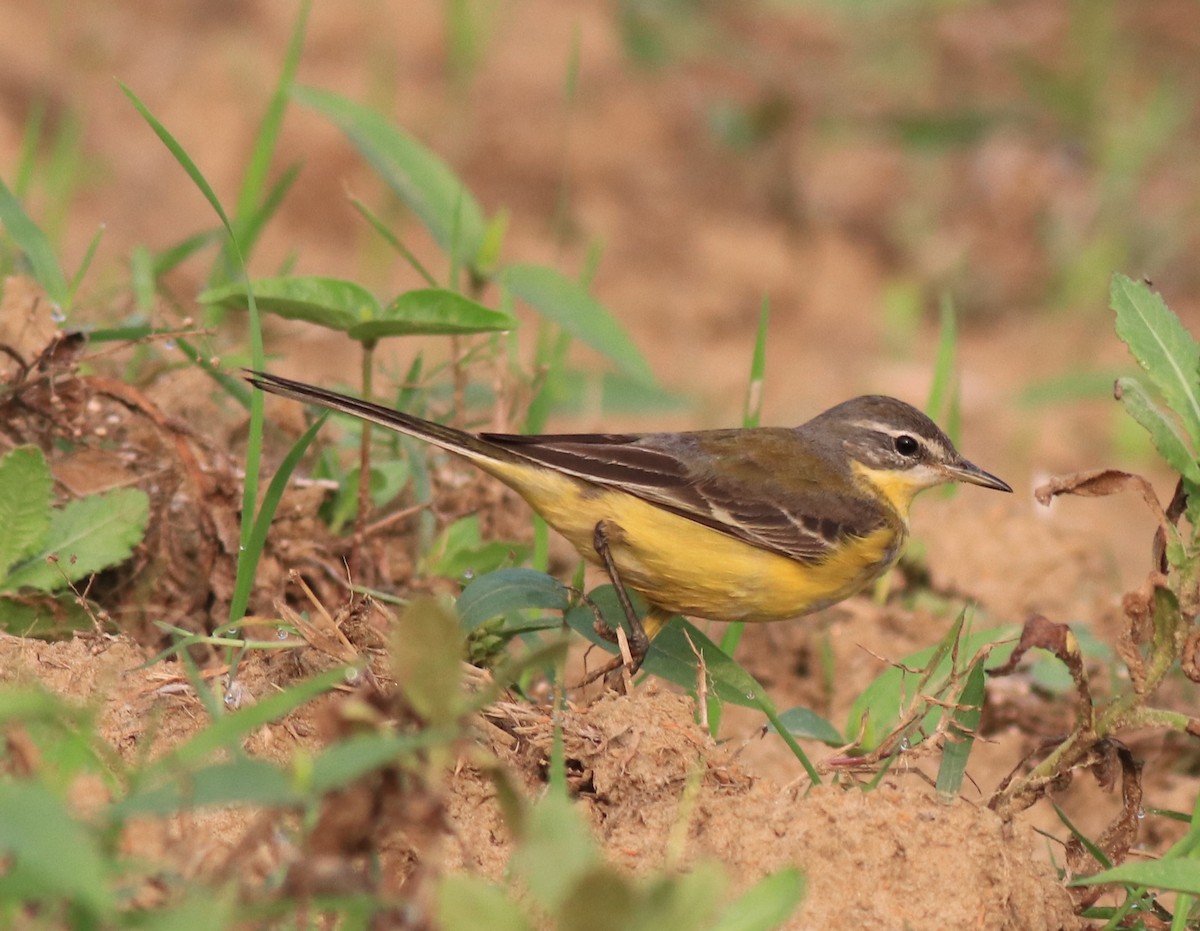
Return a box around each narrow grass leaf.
[711,867,805,931]
[1050,801,1112,870]
[152,229,220,277]
[935,657,986,801]
[0,781,113,914]
[742,295,769,429]
[227,413,326,622]
[119,83,235,232]
[200,276,378,332]
[174,338,253,409]
[308,731,445,794]
[67,224,104,307]
[349,194,438,286]
[0,446,52,579]
[119,80,267,606]
[1115,376,1200,482]
[226,0,308,254]
[503,264,656,386]
[294,85,486,265]
[231,161,301,269]
[926,293,958,429]
[456,568,572,631]
[353,287,516,340]
[113,757,295,816]
[4,489,149,592]
[0,174,69,306]
[1111,274,1200,445]
[157,665,351,769]
[1073,859,1200,895]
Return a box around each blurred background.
[1,0,1197,521]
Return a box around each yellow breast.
[485,460,905,623]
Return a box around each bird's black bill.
[943,459,1013,493]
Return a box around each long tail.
[245,370,517,468]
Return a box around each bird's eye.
[894,434,920,457]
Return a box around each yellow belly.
[486,460,904,623]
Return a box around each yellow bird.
[248,371,1011,674]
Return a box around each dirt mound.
[1,635,1078,929]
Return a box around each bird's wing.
[483,430,886,564]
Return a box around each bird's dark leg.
[576,520,650,687]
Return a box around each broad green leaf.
[456,568,572,632]
[0,175,69,307]
[711,867,805,931]
[391,597,464,727]
[421,515,530,579]
[138,890,237,931]
[1111,274,1200,446]
[771,706,843,746]
[1115,376,1200,482]
[510,794,599,911]
[503,264,657,386]
[438,875,533,931]
[0,781,113,914]
[626,864,725,931]
[1072,858,1200,895]
[294,85,486,266]
[559,866,639,931]
[199,276,378,333]
[348,287,516,341]
[0,593,95,638]
[565,590,755,708]
[0,446,52,581]
[847,625,1017,751]
[4,489,149,592]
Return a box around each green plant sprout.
[978,274,1200,924]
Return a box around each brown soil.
[3,2,1200,929]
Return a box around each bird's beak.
[942,458,1013,493]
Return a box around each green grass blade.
[934,657,985,801]
[742,295,769,429]
[926,292,957,430]
[349,193,438,286]
[66,225,104,307]
[232,2,308,231]
[148,665,353,771]
[227,413,327,623]
[118,81,266,586]
[13,98,45,196]
[1073,860,1200,895]
[0,173,69,307]
[503,263,656,386]
[294,84,486,267]
[152,229,220,277]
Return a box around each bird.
[247,370,1012,679]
